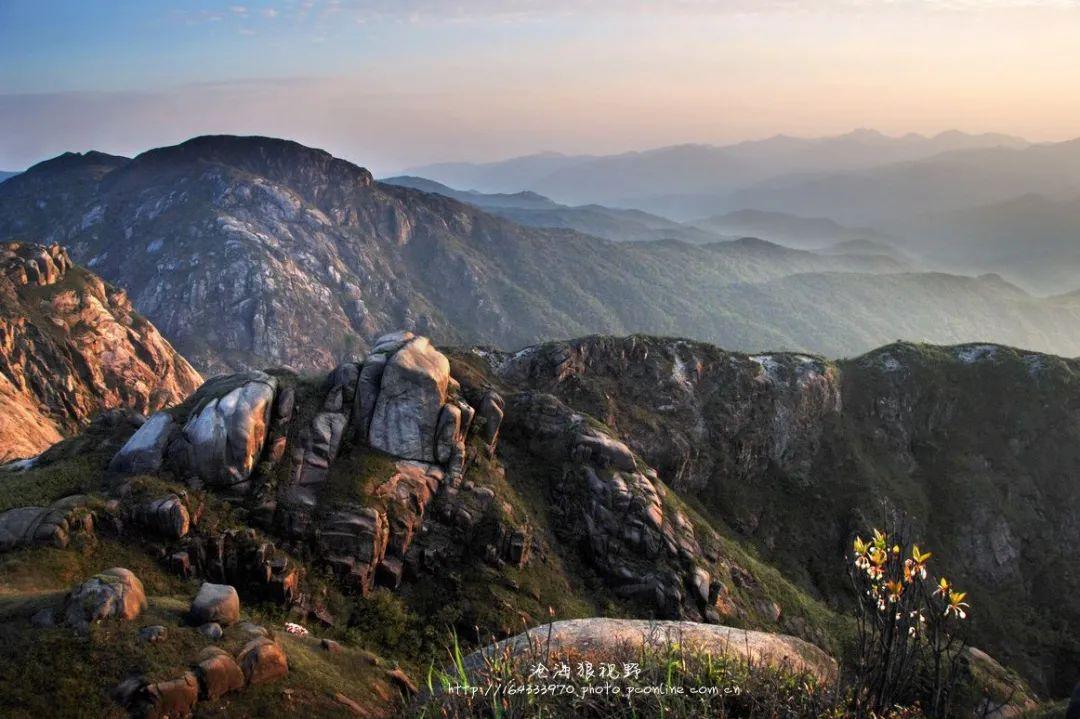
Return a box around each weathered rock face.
[169,373,278,492]
[62,567,147,631]
[0,242,202,462]
[368,336,450,462]
[499,391,706,619]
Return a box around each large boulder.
[477,391,504,450]
[465,619,837,684]
[0,496,92,552]
[63,567,147,631]
[237,637,288,685]
[368,336,450,462]
[195,646,245,701]
[108,411,175,475]
[171,372,278,492]
[190,582,240,626]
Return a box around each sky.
[1,0,1080,174]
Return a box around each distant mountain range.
[0,171,18,184]
[405,130,1080,294]
[691,209,890,250]
[382,175,719,244]
[5,135,1080,375]
[405,129,1030,207]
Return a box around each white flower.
[284,622,309,636]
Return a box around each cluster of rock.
[272,331,506,594]
[102,331,510,603]
[0,241,202,462]
[119,579,285,718]
[32,566,289,717]
[118,630,287,718]
[1,241,72,286]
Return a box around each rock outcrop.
[268,332,495,594]
[368,335,450,462]
[0,242,201,462]
[499,390,708,619]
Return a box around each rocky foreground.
[0,329,876,717]
[0,328,1068,715]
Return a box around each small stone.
[238,621,269,638]
[198,622,223,640]
[320,638,343,653]
[139,625,168,643]
[190,582,240,626]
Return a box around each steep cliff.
[468,335,1080,694]
[0,242,202,462]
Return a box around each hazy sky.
[2,0,1080,173]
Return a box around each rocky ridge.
[460,333,1080,694]
[0,329,1057,714]
[0,242,202,462]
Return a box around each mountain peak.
[123,134,374,188]
[24,150,129,177]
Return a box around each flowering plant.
[848,525,970,717]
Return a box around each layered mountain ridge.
[5,135,1080,375]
